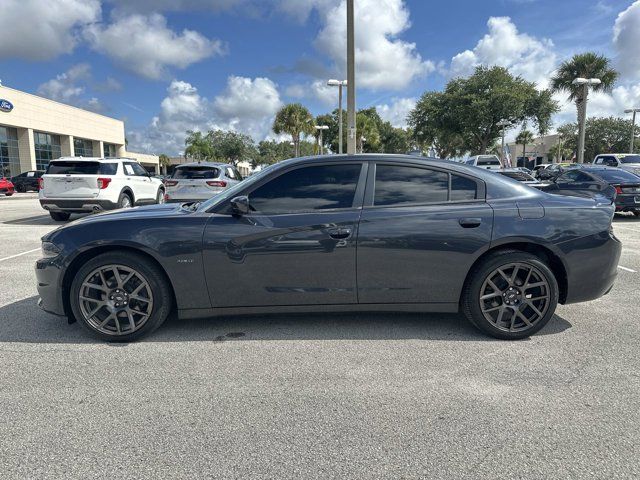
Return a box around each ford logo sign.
[0,99,13,113]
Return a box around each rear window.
[594,169,640,183]
[172,166,220,179]
[498,171,535,182]
[620,155,640,164]
[478,158,500,166]
[46,161,117,175]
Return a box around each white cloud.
[285,80,336,106]
[212,76,283,139]
[377,97,416,128]
[84,13,225,80]
[613,1,640,79]
[0,0,100,60]
[449,16,556,87]
[313,0,434,90]
[36,64,105,113]
[128,77,282,154]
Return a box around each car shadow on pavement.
[0,296,573,344]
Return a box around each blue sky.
[1,0,639,154]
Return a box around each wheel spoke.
[481,291,501,301]
[497,269,511,284]
[525,301,543,318]
[515,309,533,326]
[510,266,520,285]
[509,308,517,331]
[78,264,153,336]
[524,281,546,290]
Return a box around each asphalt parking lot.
[1,193,639,479]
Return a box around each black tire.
[69,251,173,342]
[461,250,559,340]
[633,211,640,217]
[156,188,165,204]
[118,191,133,209]
[50,211,71,221]
[16,184,25,193]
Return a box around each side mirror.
[230,195,250,215]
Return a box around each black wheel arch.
[461,241,568,306]
[118,187,135,204]
[61,245,177,322]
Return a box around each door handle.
[459,218,482,228]
[329,228,352,240]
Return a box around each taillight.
[206,180,227,187]
[615,186,623,194]
[165,180,178,187]
[97,177,112,189]
[38,178,44,190]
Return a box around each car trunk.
[42,161,105,198]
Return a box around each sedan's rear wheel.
[70,252,172,341]
[462,251,559,340]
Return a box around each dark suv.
[11,170,45,192]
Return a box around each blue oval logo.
[0,99,13,112]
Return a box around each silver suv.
[164,162,243,203]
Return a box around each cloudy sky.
[1,0,639,155]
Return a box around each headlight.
[41,241,61,258]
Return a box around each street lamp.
[572,77,601,163]
[346,0,356,155]
[496,120,510,168]
[315,125,329,155]
[327,79,347,154]
[625,108,640,153]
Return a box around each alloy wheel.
[78,264,154,335]
[121,196,132,208]
[479,262,551,333]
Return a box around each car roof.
[53,156,140,163]
[175,161,230,168]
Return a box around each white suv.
[39,157,165,221]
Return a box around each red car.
[0,177,15,196]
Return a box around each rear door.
[42,161,110,198]
[129,162,156,200]
[357,162,493,305]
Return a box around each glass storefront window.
[104,143,117,158]
[74,137,94,157]
[0,126,20,178]
[34,131,62,171]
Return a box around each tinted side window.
[558,170,591,182]
[451,174,478,201]
[100,163,118,175]
[131,163,148,176]
[374,165,448,206]
[249,164,361,214]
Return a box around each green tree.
[273,103,315,157]
[208,130,256,165]
[530,89,560,148]
[158,153,171,174]
[550,52,618,162]
[409,66,546,156]
[516,129,535,162]
[356,112,381,153]
[184,130,214,160]
[378,123,410,154]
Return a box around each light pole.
[315,125,329,155]
[346,0,356,155]
[572,77,601,163]
[327,79,347,154]
[497,120,510,168]
[625,108,640,153]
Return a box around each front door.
[202,162,366,308]
[357,162,493,305]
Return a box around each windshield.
[594,169,640,183]
[620,155,640,164]
[197,163,281,211]
[172,166,220,179]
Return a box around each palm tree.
[272,104,315,157]
[550,53,618,162]
[516,129,535,166]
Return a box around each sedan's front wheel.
[462,251,559,340]
[69,252,173,341]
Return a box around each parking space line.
[618,266,636,273]
[614,224,640,234]
[0,248,41,263]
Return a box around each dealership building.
[0,84,159,178]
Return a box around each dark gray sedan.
[36,155,621,341]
